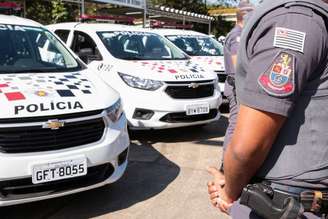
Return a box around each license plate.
[32,157,87,184]
[186,104,210,116]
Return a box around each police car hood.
[191,56,225,72]
[115,59,217,82]
[0,70,119,118]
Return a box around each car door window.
[54,29,70,43]
[71,31,102,63]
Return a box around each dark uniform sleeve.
[239,7,327,116]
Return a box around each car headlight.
[119,73,163,91]
[105,99,123,123]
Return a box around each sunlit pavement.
[1,113,230,219]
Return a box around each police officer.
[208,0,328,218]
[223,0,254,150]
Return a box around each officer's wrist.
[222,187,235,204]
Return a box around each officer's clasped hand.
[207,167,234,214]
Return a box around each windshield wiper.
[121,56,145,60]
[10,66,70,73]
[13,69,55,73]
[0,70,44,74]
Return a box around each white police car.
[48,23,222,129]
[152,29,227,97]
[0,15,130,206]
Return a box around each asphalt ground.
[1,110,230,219]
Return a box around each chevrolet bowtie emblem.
[42,120,65,130]
[188,83,200,89]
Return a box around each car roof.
[47,22,150,33]
[0,15,42,27]
[150,28,208,37]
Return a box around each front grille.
[0,163,114,201]
[165,82,215,99]
[0,118,105,153]
[160,109,218,123]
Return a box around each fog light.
[133,108,154,120]
[118,148,129,166]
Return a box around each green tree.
[26,0,52,25]
[51,0,68,24]
[26,0,79,25]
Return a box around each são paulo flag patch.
[258,52,295,97]
[274,27,306,53]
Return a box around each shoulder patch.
[273,27,306,53]
[258,52,295,97]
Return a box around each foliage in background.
[51,0,68,24]
[26,0,52,25]
[26,0,78,25]
[85,3,98,15]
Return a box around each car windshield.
[166,35,223,57]
[97,31,189,61]
[0,24,82,73]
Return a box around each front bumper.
[120,85,222,129]
[0,114,130,206]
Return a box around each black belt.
[267,182,328,215]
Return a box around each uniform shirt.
[224,25,242,97]
[236,1,328,187]
[224,24,242,76]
